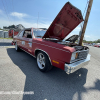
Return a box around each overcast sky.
[0,0,99,41]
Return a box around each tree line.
[83,39,100,43]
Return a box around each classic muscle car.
[12,2,90,74]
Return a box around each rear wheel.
[36,51,52,72]
[15,42,20,51]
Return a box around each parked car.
[92,43,95,46]
[94,43,100,47]
[12,2,90,74]
[88,43,92,46]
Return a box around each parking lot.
[0,39,100,100]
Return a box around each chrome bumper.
[65,54,91,74]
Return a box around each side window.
[18,30,24,37]
[23,30,32,38]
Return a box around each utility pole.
[79,0,93,45]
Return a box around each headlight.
[71,52,78,61]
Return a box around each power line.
[83,0,89,17]
[4,0,13,25]
[12,0,16,25]
[1,0,11,25]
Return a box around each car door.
[26,38,32,54]
[21,29,33,54]
[17,30,25,49]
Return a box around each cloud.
[0,17,50,29]
[10,12,28,18]
[85,35,90,38]
[75,26,81,30]
[0,16,99,41]
[0,10,51,29]
[0,9,3,14]
[0,10,98,41]
[15,20,50,28]
[73,26,81,32]
[84,34,100,41]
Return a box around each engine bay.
[57,41,89,51]
[44,35,89,51]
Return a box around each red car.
[12,2,90,74]
[94,44,100,47]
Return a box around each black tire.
[15,42,20,52]
[36,51,52,72]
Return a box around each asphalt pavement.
[0,41,100,100]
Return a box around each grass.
[0,38,12,39]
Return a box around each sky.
[0,0,99,41]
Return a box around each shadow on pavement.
[7,48,99,100]
[0,42,12,46]
[88,79,100,91]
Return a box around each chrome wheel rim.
[37,53,45,69]
[15,43,17,50]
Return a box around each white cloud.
[85,35,90,38]
[0,17,50,29]
[0,9,3,14]
[84,35,98,41]
[0,16,99,41]
[0,11,51,29]
[0,11,98,41]
[15,20,50,28]
[73,26,81,32]
[75,26,81,30]
[10,12,28,18]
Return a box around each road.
[0,39,13,47]
[0,41,100,100]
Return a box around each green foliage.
[0,29,8,31]
[96,39,100,43]
[3,25,15,29]
[83,39,100,43]
[0,38,13,39]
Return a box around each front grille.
[70,50,89,63]
[77,50,88,59]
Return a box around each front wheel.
[36,51,52,72]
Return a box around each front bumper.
[65,54,91,74]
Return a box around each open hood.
[43,2,83,40]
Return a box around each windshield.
[33,29,46,38]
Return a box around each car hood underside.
[42,2,83,40]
